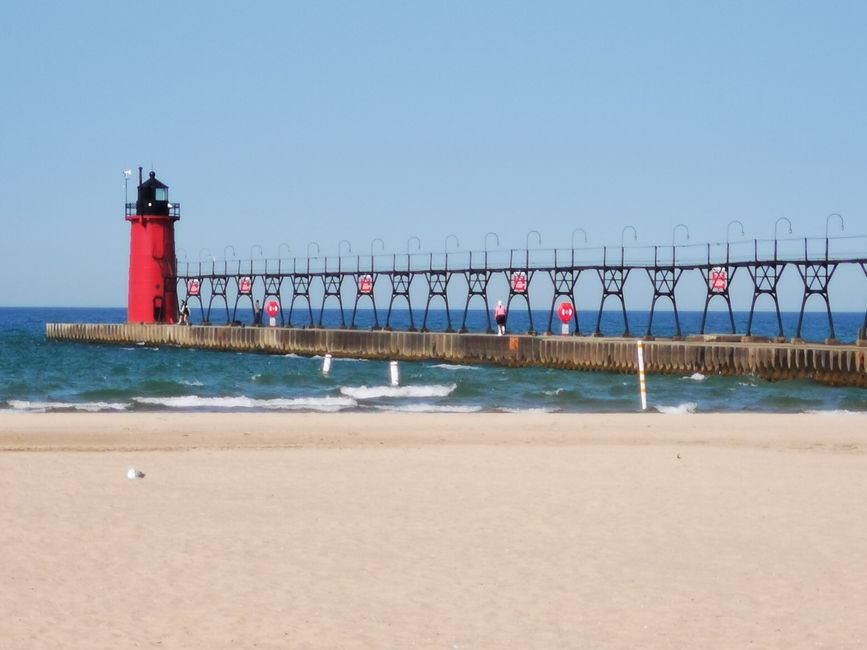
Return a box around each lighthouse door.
[153,296,164,322]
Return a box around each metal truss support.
[795,262,838,340]
[460,270,493,333]
[178,277,205,323]
[594,268,631,336]
[505,269,535,334]
[746,263,787,337]
[318,273,346,328]
[262,275,285,326]
[385,272,414,331]
[546,269,581,334]
[351,273,380,329]
[206,276,230,324]
[645,267,683,337]
[421,271,454,332]
[231,276,256,324]
[288,274,314,328]
[699,267,738,334]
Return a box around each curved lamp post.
[726,220,745,243]
[774,217,792,239]
[620,226,637,266]
[773,217,792,261]
[406,236,421,253]
[825,212,844,260]
[307,241,320,257]
[277,243,291,257]
[571,228,588,247]
[484,231,500,251]
[526,230,542,249]
[338,239,352,256]
[222,245,236,274]
[825,213,844,239]
[444,234,460,252]
[672,223,690,245]
[197,248,213,273]
[370,237,385,255]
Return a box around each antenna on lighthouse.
[123,169,132,206]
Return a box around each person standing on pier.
[253,300,263,326]
[495,301,507,335]
[179,300,191,325]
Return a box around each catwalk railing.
[173,234,867,341]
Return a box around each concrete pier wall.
[46,323,867,387]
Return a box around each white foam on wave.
[339,384,457,400]
[7,400,129,413]
[133,395,356,411]
[543,387,566,396]
[656,402,697,415]
[373,403,482,413]
[499,407,557,413]
[685,373,706,381]
[804,409,861,416]
[431,363,481,371]
[181,379,204,387]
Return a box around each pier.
[46,323,867,387]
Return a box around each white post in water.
[636,340,648,411]
[322,353,333,375]
[389,360,400,387]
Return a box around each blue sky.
[1,1,865,309]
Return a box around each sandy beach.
[1,413,866,649]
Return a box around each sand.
[1,412,866,649]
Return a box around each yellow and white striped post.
[636,340,648,411]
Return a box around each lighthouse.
[126,168,180,323]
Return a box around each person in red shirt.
[494,300,507,335]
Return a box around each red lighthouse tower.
[126,168,180,323]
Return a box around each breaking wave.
[373,403,482,413]
[339,384,457,400]
[7,400,129,413]
[655,402,698,415]
[132,395,356,411]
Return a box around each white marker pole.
[322,353,333,375]
[636,340,648,411]
[389,360,400,387]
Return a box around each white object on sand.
[127,467,145,480]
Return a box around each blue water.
[1,307,865,414]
